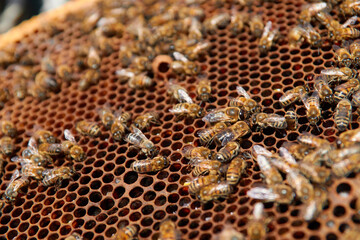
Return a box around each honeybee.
[0,136,13,156]
[229,12,248,34]
[190,159,222,177]
[114,225,138,240]
[87,47,101,69]
[128,73,153,89]
[344,228,360,240]
[287,170,314,202]
[110,116,127,142]
[4,169,30,202]
[285,108,298,130]
[184,41,211,61]
[288,24,322,48]
[116,68,136,83]
[171,52,200,77]
[297,132,329,148]
[328,144,360,163]
[247,184,294,204]
[182,146,212,161]
[132,56,152,73]
[132,112,161,131]
[65,232,82,240]
[215,141,240,163]
[333,44,352,67]
[279,85,308,107]
[31,126,56,144]
[214,121,251,146]
[188,17,203,41]
[198,122,228,146]
[314,75,333,102]
[281,142,311,160]
[35,71,60,92]
[42,166,75,187]
[57,65,73,82]
[167,81,193,103]
[63,129,86,162]
[203,13,231,33]
[329,21,360,42]
[259,21,279,54]
[115,108,132,124]
[301,91,321,126]
[229,86,261,118]
[24,137,53,166]
[299,2,328,24]
[248,203,272,240]
[118,44,135,68]
[0,116,17,138]
[350,40,360,66]
[215,225,245,240]
[169,103,204,120]
[41,56,56,74]
[13,79,27,100]
[249,14,264,38]
[185,174,219,194]
[302,187,328,221]
[28,82,49,101]
[159,219,181,240]
[98,18,124,37]
[78,69,100,91]
[196,79,212,103]
[21,164,45,180]
[334,78,360,102]
[252,113,288,131]
[256,155,283,185]
[131,155,169,173]
[298,162,331,183]
[98,105,115,129]
[226,155,247,185]
[338,128,360,147]
[198,181,232,202]
[203,107,241,124]
[331,154,360,176]
[125,127,158,157]
[334,98,352,131]
[340,0,360,16]
[0,88,9,108]
[75,120,100,138]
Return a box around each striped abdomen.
[226,157,247,185]
[285,110,297,130]
[131,160,153,173]
[188,175,218,194]
[38,143,63,155]
[0,136,13,156]
[215,141,240,163]
[334,99,352,132]
[76,121,100,137]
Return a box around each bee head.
[197,108,205,118]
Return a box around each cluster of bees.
[1,127,85,206]
[0,117,17,176]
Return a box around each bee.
[115,108,132,124]
[226,155,248,185]
[323,66,359,84]
[331,154,360,176]
[214,121,251,146]
[247,184,294,204]
[215,225,245,240]
[248,203,272,240]
[334,98,352,131]
[334,78,360,102]
[229,12,248,34]
[229,86,261,118]
[0,88,9,108]
[34,71,60,92]
[98,18,124,37]
[0,136,13,156]
[287,170,314,202]
[132,112,161,131]
[158,219,181,240]
[188,18,203,41]
[167,82,193,104]
[118,44,135,68]
[116,68,136,83]
[198,181,232,202]
[38,142,63,156]
[333,45,353,67]
[350,40,360,66]
[128,73,153,89]
[31,126,56,144]
[87,47,101,69]
[198,122,228,146]
[110,116,127,142]
[256,155,283,185]
[75,120,101,138]
[203,13,231,33]
[259,21,279,54]
[125,127,158,157]
[41,56,56,74]
[340,0,360,16]
[215,141,240,163]
[131,155,169,173]
[344,228,360,240]
[0,115,17,138]
[288,24,322,48]
[338,128,360,147]
[329,144,360,163]
[203,107,241,124]
[297,132,329,148]
[65,232,82,240]
[196,79,212,103]
[184,174,219,195]
[21,164,45,180]
[299,2,328,24]
[285,108,298,130]
[42,166,75,187]
[298,162,331,183]
[314,75,333,102]
[190,159,221,177]
[132,56,152,73]
[23,137,53,166]
[252,113,288,131]
[4,169,30,202]
[78,69,100,91]
[13,79,27,100]
[182,146,212,161]
[301,91,321,126]
[114,225,138,240]
[57,65,73,82]
[281,142,311,160]
[279,85,308,107]
[28,82,49,101]
[302,187,328,221]
[249,14,264,38]
[98,105,115,130]
[63,130,86,162]
[171,52,200,77]
[169,103,204,120]
[329,21,360,42]
[184,41,211,61]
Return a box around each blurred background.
[0,0,68,33]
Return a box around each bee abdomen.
[131,160,151,173]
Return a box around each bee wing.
[302,200,318,221]
[252,145,272,157]
[28,137,39,154]
[64,129,76,143]
[279,91,298,104]
[173,51,189,62]
[332,44,342,52]
[169,106,190,114]
[96,103,112,117]
[247,187,279,201]
[301,92,311,109]
[279,147,298,165]
[342,16,358,28]
[236,86,250,99]
[262,21,272,37]
[301,2,327,11]
[131,126,148,141]
[178,89,193,103]
[116,69,135,80]
[264,114,287,128]
[321,68,345,76]
[253,202,265,220]
[10,169,20,182]
[11,156,32,166]
[202,111,231,123]
[335,80,359,91]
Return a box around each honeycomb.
[0,0,359,239]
